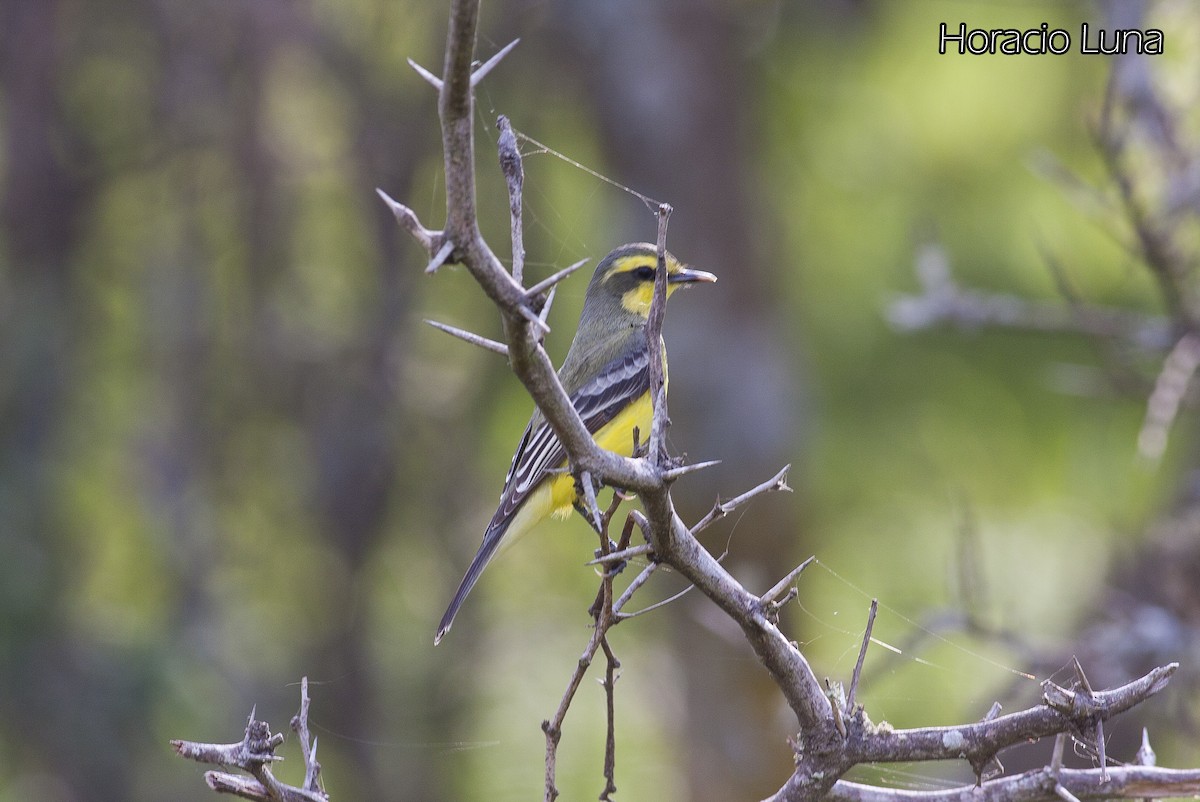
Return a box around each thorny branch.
[172,678,327,802]
[380,1,1194,800]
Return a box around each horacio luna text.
[939,22,1164,55]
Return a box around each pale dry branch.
[497,114,525,284]
[888,243,1172,351]
[694,464,792,535]
[290,678,321,793]
[823,766,1200,802]
[845,599,878,712]
[647,204,672,464]
[615,574,696,620]
[1137,330,1200,460]
[375,187,439,254]
[172,679,328,802]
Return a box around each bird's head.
[583,242,717,321]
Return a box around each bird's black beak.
[668,266,718,285]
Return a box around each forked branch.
[172,678,328,802]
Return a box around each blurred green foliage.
[1,0,1198,800]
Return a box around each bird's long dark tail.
[435,521,506,645]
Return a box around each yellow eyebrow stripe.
[602,255,651,283]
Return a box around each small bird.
[436,242,716,644]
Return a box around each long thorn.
[426,240,455,274]
[407,57,443,91]
[525,258,589,299]
[579,470,603,532]
[587,544,654,566]
[662,459,722,481]
[519,303,551,334]
[761,556,815,606]
[471,38,520,87]
[539,286,557,326]
[426,320,509,355]
[845,598,878,712]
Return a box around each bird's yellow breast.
[547,390,654,515]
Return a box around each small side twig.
[693,464,791,535]
[845,599,878,714]
[375,187,439,254]
[497,114,525,284]
[290,678,322,794]
[1137,331,1200,461]
[545,492,630,802]
[600,635,620,801]
[647,203,673,465]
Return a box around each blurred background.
[2,0,1198,799]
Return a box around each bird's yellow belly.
[547,390,654,516]
[493,390,656,559]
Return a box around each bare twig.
[888,243,1173,351]
[824,766,1200,802]
[290,678,322,794]
[543,622,605,802]
[375,187,438,253]
[694,464,792,535]
[1051,732,1067,774]
[600,636,620,801]
[775,664,1184,802]
[497,114,525,284]
[1137,331,1200,461]
[615,568,696,620]
[647,204,673,465]
[845,599,878,713]
[544,498,629,801]
[172,680,329,802]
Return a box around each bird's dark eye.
[634,265,656,281]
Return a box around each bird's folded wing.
[494,343,651,521]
